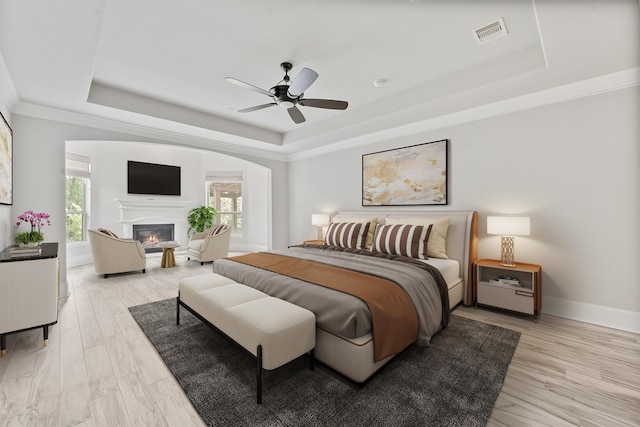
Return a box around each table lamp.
[311,214,330,241]
[487,216,530,267]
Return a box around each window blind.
[66,153,91,178]
[206,171,243,183]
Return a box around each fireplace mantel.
[115,199,190,224]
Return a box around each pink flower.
[15,210,51,232]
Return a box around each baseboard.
[67,254,93,268]
[542,296,640,334]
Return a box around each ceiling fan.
[225,62,348,124]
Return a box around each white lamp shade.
[487,216,530,236]
[311,214,330,226]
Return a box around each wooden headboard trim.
[466,211,478,305]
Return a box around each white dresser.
[0,242,58,357]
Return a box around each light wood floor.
[0,254,638,426]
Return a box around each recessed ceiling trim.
[87,81,283,146]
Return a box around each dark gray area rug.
[129,299,520,427]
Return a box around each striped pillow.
[98,228,118,238]
[206,225,226,237]
[372,224,433,259]
[324,222,370,249]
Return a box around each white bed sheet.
[419,258,460,288]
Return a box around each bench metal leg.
[176,294,181,325]
[257,344,263,404]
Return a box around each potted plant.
[187,205,217,236]
[14,210,51,247]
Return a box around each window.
[65,153,91,243]
[206,172,242,234]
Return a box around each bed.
[213,210,478,382]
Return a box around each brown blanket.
[229,252,419,362]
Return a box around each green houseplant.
[187,205,217,236]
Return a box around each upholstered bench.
[177,273,316,403]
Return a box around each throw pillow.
[98,228,118,238]
[330,216,379,250]
[372,223,432,259]
[206,225,226,237]
[324,222,370,250]
[385,217,451,259]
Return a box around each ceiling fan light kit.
[225,62,348,124]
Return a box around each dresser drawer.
[477,282,534,315]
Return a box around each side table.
[474,258,542,317]
[158,241,179,268]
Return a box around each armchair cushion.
[188,239,205,252]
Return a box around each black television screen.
[127,161,181,196]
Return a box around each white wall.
[9,115,289,297]
[288,86,640,332]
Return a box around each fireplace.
[133,224,175,253]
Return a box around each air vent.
[474,18,508,45]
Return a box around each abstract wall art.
[0,111,12,205]
[362,139,448,206]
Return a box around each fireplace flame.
[144,234,161,246]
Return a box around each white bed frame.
[314,210,478,382]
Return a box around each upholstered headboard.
[330,210,478,305]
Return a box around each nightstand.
[303,240,324,245]
[474,258,542,317]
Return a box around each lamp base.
[317,226,323,241]
[500,236,516,267]
[499,262,517,268]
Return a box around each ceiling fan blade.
[224,77,273,97]
[237,103,276,113]
[287,106,306,124]
[287,67,319,98]
[299,98,348,110]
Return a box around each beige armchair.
[88,229,147,278]
[187,225,231,265]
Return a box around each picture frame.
[0,110,12,205]
[362,139,448,206]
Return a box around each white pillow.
[385,217,451,259]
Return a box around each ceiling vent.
[474,18,508,45]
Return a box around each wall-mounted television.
[127,160,181,196]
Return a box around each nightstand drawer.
[477,282,534,315]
